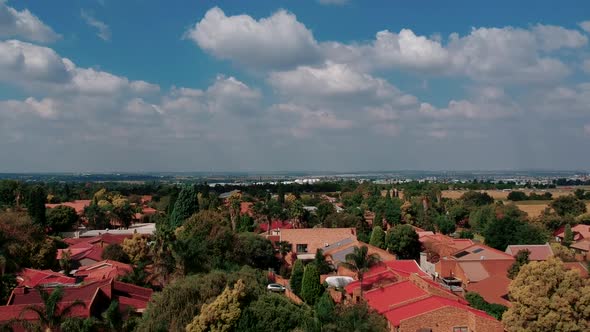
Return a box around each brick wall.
[397,306,503,332]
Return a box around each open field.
[442,188,577,200]
[514,201,590,218]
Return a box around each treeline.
[507,191,553,201]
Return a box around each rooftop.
[505,243,554,261]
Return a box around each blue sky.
[1,0,590,172]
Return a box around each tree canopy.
[386,225,421,260]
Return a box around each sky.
[1,0,590,173]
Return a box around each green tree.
[300,264,323,305]
[484,206,548,251]
[122,233,150,264]
[290,259,304,296]
[237,214,256,233]
[313,249,332,275]
[468,204,496,234]
[465,292,507,320]
[323,303,388,332]
[101,244,130,263]
[369,226,386,249]
[317,201,335,225]
[314,292,335,324]
[170,185,199,228]
[186,279,246,332]
[502,258,590,332]
[550,195,587,217]
[460,191,494,208]
[339,245,381,298]
[386,225,421,260]
[20,286,85,331]
[507,191,528,201]
[435,214,456,235]
[0,274,16,304]
[25,185,47,227]
[111,200,134,229]
[84,203,109,229]
[384,198,402,226]
[233,233,277,270]
[236,293,311,332]
[289,200,305,229]
[46,206,79,234]
[507,249,530,279]
[563,223,574,247]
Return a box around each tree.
[122,233,150,264]
[236,293,311,332]
[289,200,305,229]
[317,201,335,225]
[186,279,246,332]
[46,206,79,233]
[0,274,16,304]
[314,292,335,324]
[502,258,590,332]
[465,292,507,320]
[550,243,576,262]
[313,249,332,275]
[228,193,241,232]
[301,264,323,305]
[483,204,548,251]
[507,249,530,279]
[369,226,386,249]
[386,225,421,260]
[170,185,199,228]
[111,200,134,229]
[233,233,277,270]
[468,204,496,233]
[237,214,256,233]
[384,198,402,226]
[290,259,304,296]
[84,203,109,230]
[323,303,388,332]
[435,214,456,235]
[550,195,587,217]
[507,191,528,201]
[25,185,47,227]
[460,191,494,208]
[20,286,85,331]
[339,246,381,298]
[563,223,573,247]
[101,244,130,263]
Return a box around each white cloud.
[0,1,60,42]
[185,7,320,69]
[579,21,590,34]
[531,24,587,50]
[81,10,111,41]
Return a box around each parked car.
[266,283,286,292]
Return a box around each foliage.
[186,279,246,332]
[122,233,150,264]
[170,185,199,228]
[383,197,402,226]
[435,214,456,235]
[563,224,573,247]
[502,258,590,332]
[386,225,421,260]
[236,214,255,233]
[46,206,79,234]
[138,267,266,332]
[0,212,49,273]
[233,233,277,270]
[339,245,381,298]
[483,204,548,251]
[458,230,474,239]
[507,249,530,279]
[369,226,386,249]
[465,292,507,320]
[314,292,335,323]
[0,274,16,304]
[290,259,304,296]
[550,195,587,217]
[110,200,134,229]
[550,243,576,262]
[25,185,47,227]
[322,302,388,332]
[468,204,496,233]
[317,201,335,225]
[101,244,130,263]
[301,264,323,305]
[120,262,150,288]
[29,237,58,270]
[313,249,332,275]
[236,293,311,332]
[460,191,494,208]
[83,203,110,230]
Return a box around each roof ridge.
[387,293,432,310]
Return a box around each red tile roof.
[240,202,254,216]
[555,224,590,241]
[46,200,91,215]
[16,269,76,288]
[505,243,554,261]
[141,207,157,215]
[259,220,293,233]
[563,262,589,278]
[74,260,133,281]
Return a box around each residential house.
[266,228,356,264]
[74,260,133,282]
[322,238,396,274]
[570,239,590,261]
[0,278,152,331]
[45,200,91,215]
[345,260,503,332]
[16,269,76,288]
[505,243,554,261]
[58,233,133,268]
[555,224,590,243]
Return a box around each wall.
[397,306,503,332]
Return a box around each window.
[296,244,308,253]
[472,248,484,254]
[453,327,468,332]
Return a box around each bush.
[300,264,323,305]
[101,244,130,263]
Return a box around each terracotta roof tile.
[505,243,554,261]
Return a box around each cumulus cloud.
[0,1,60,42]
[185,7,320,70]
[81,10,111,41]
[579,21,590,34]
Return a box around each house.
[344,260,503,332]
[74,260,133,282]
[45,200,92,215]
[0,278,152,331]
[505,243,554,261]
[323,238,396,274]
[259,220,293,233]
[58,233,134,267]
[16,269,76,288]
[420,234,514,306]
[563,262,589,278]
[555,224,590,242]
[570,239,590,261]
[266,228,356,264]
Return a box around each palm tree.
[20,286,85,332]
[339,246,381,299]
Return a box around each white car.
[266,283,286,292]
